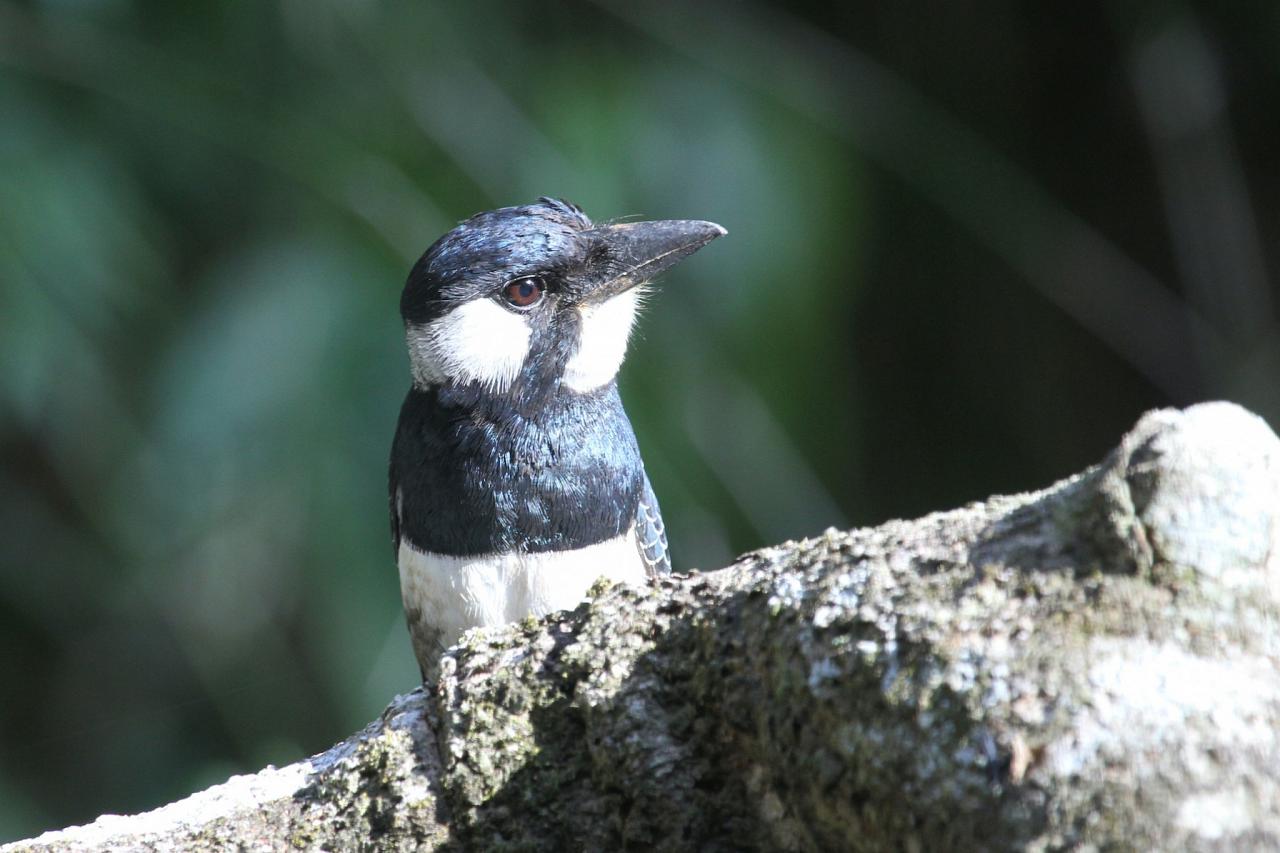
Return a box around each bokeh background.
[2,0,1278,840]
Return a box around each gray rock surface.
[8,402,1279,851]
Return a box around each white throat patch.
[563,289,640,394]
[407,299,531,393]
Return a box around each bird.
[389,197,726,680]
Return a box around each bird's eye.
[502,276,545,309]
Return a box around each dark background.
[2,0,1277,840]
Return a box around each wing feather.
[635,472,671,576]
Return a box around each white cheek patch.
[563,288,641,394]
[407,299,531,393]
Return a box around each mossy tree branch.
[8,402,1280,852]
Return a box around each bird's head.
[400,198,725,405]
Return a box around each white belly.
[398,529,646,674]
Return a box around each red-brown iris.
[502,276,545,309]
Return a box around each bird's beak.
[579,219,727,302]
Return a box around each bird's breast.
[392,384,645,555]
[397,528,647,666]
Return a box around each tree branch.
[9,402,1280,852]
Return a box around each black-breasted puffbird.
[389,197,726,679]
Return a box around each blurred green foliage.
[2,0,1277,840]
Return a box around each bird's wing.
[635,471,671,576]
[389,458,402,556]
